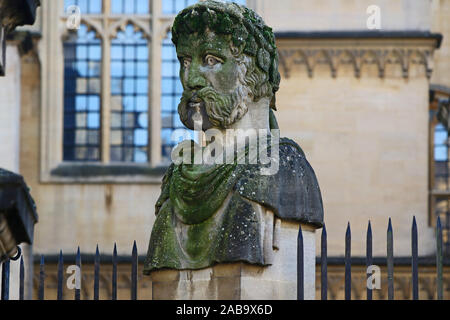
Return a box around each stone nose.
[186,62,208,91]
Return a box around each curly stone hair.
[172,0,281,110]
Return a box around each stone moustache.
[143,0,323,273]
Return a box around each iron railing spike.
[387,218,394,300]
[345,222,351,300]
[321,224,327,300]
[366,220,373,300]
[412,216,419,300]
[297,225,304,300]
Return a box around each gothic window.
[62,0,151,164]
[40,0,252,181]
[430,91,450,256]
[110,25,149,163]
[63,24,102,161]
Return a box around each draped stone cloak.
[143,137,323,274]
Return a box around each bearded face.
[176,31,251,130]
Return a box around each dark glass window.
[63,24,102,161]
[64,0,102,14]
[110,24,149,163]
[162,0,246,14]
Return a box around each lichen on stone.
[171,0,280,108]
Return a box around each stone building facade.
[0,0,449,299]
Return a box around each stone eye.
[182,58,191,68]
[205,55,221,66]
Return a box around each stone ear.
[230,43,244,57]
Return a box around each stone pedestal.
[150,222,316,300]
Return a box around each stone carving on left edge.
[143,0,323,274]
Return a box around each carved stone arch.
[277,49,293,78]
[80,272,90,299]
[277,48,317,79]
[296,49,316,78]
[318,49,341,78]
[160,18,176,42]
[343,49,367,78]
[61,18,104,42]
[109,18,151,40]
[365,49,388,78]
[419,276,436,299]
[99,273,112,297]
[391,48,413,79]
[414,49,434,79]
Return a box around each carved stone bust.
[143,0,323,274]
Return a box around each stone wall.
[431,0,450,89]
[257,0,432,32]
[0,45,21,172]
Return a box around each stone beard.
[143,0,323,274]
[177,54,252,130]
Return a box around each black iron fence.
[296,216,445,300]
[0,217,446,300]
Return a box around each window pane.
[162,0,246,14]
[63,24,101,161]
[136,96,148,112]
[111,0,149,14]
[64,0,102,14]
[111,0,123,14]
[136,0,149,14]
[110,23,149,162]
[137,46,148,60]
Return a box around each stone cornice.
[275,31,442,79]
[275,31,443,48]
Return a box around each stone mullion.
[101,0,111,163]
[149,0,162,166]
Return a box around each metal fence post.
[345,223,351,300]
[436,217,443,300]
[19,256,24,300]
[1,260,10,300]
[57,250,63,300]
[366,221,372,300]
[38,255,44,300]
[131,241,137,300]
[321,224,327,300]
[112,243,117,301]
[412,217,418,300]
[75,247,81,300]
[387,218,394,300]
[297,225,304,300]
